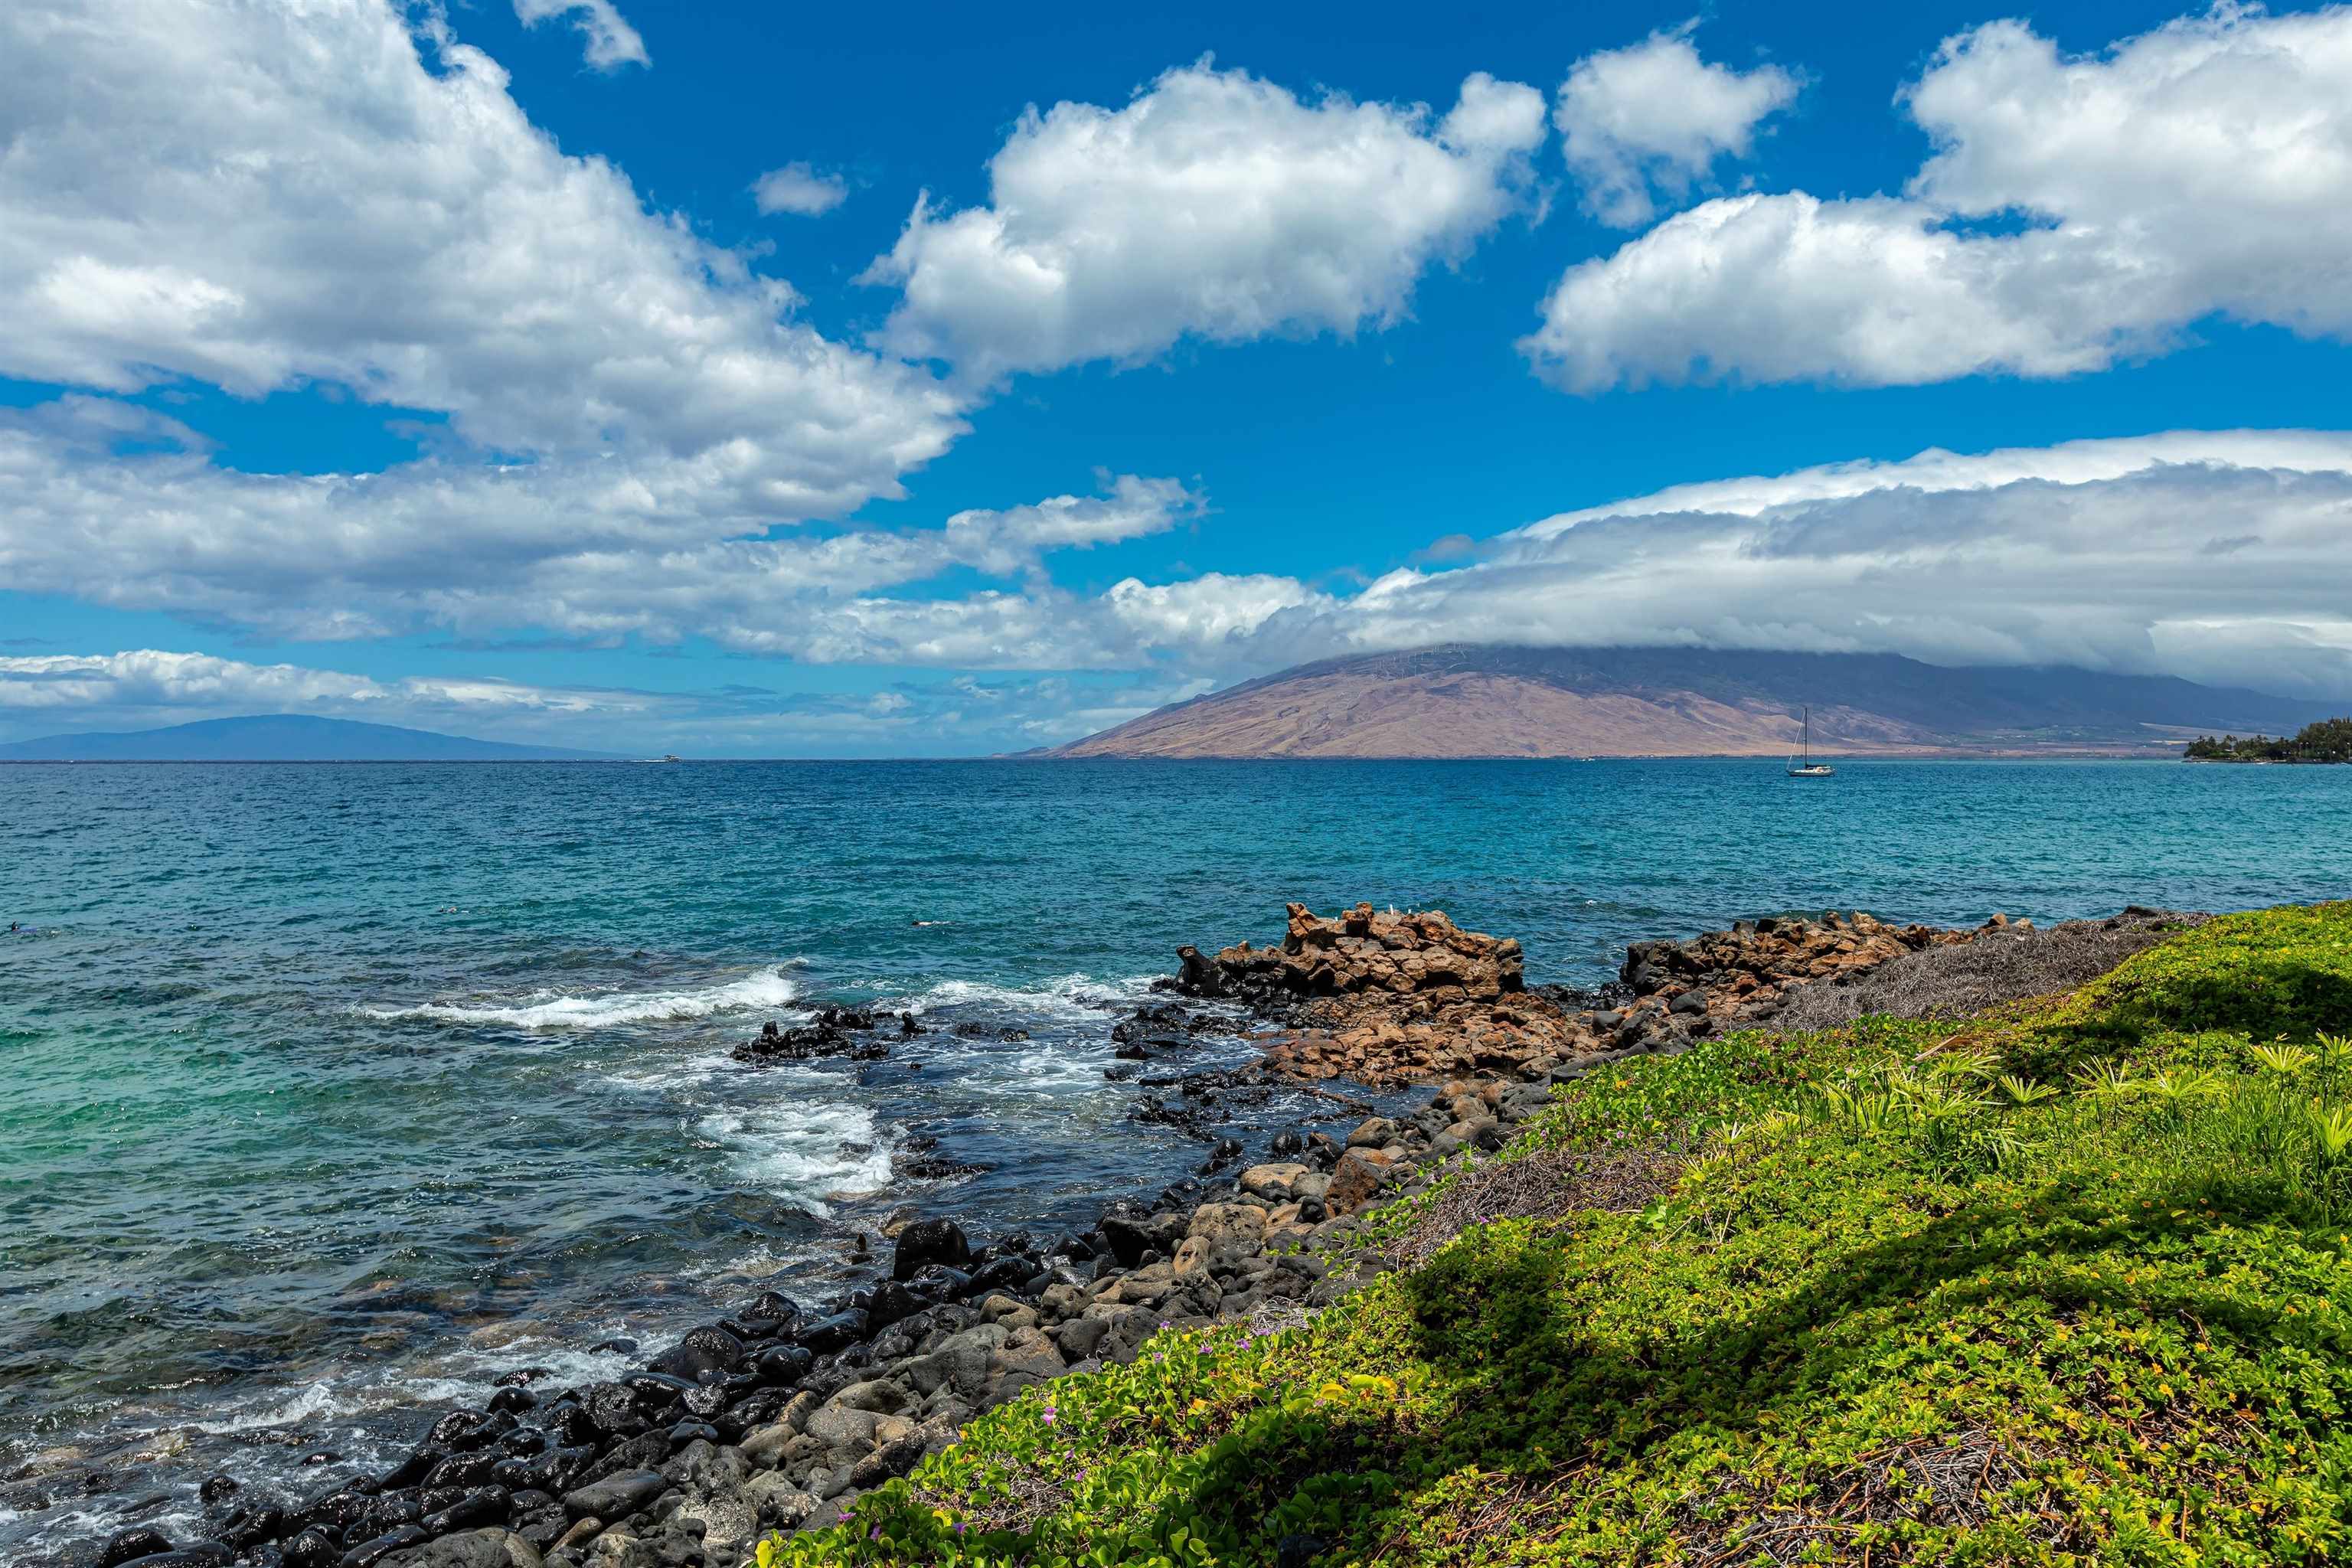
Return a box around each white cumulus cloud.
[0,0,960,511]
[1527,5,2352,391]
[1104,573,1331,652]
[0,397,1201,655]
[862,61,1548,382]
[752,162,848,217]
[1554,21,1802,227]
[511,0,648,70]
[0,649,626,720]
[942,475,1202,576]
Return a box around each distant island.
[0,714,623,762]
[2184,717,2352,763]
[1048,645,2343,760]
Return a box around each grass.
[760,903,2352,1566]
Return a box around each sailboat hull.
[1787,765,1835,776]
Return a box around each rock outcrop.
[1174,903,1981,1086]
[1169,903,1582,1084]
[1618,909,1967,1024]
[1187,902,1526,1005]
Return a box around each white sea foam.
[878,970,1251,1097]
[698,1102,896,1218]
[363,967,799,1029]
[885,972,1157,1021]
[599,1048,748,1093]
[27,1322,679,1552]
[186,1335,639,1450]
[21,1504,204,1556]
[679,1240,824,1285]
[401,1337,636,1406]
[191,1378,350,1434]
[991,1044,1124,1094]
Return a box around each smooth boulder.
[890,1217,972,1282]
[561,1469,668,1521]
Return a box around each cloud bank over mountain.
[13,430,2350,751]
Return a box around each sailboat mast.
[1787,703,1835,776]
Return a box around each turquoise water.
[3,757,2349,1553]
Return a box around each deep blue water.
[3,757,2349,1553]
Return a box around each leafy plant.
[1995,1073,2059,1106]
[2309,1102,2352,1172]
[2251,1042,2315,1076]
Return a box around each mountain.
[1049,646,2337,759]
[0,714,623,762]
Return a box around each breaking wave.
[697,1102,897,1218]
[362,968,799,1029]
[884,972,1158,1021]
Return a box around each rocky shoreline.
[75,902,2036,1568]
[1175,900,1978,1084]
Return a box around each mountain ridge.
[0,714,624,762]
[1050,646,2337,759]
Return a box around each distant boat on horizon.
[1787,707,1835,777]
[632,753,684,764]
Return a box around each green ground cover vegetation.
[763,904,2352,1566]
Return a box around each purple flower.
[1041,1405,1057,1426]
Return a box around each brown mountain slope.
[1049,646,2328,759]
[1056,670,1936,758]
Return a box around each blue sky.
[4,0,2350,752]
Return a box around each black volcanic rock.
[890,1217,972,1281]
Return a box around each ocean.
[3,756,2348,1557]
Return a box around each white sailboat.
[1786,707,1834,777]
